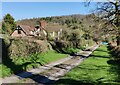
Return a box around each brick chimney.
[40,20,47,28]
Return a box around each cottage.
[11,25,34,37]
[11,21,47,37]
[45,23,63,40]
[11,21,62,40]
[34,20,47,37]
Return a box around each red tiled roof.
[20,25,35,35]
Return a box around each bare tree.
[96,0,120,45]
[86,0,120,45]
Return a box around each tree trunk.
[115,1,120,46]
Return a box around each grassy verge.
[38,50,68,64]
[1,50,68,78]
[55,45,120,85]
[62,47,82,55]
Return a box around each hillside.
[16,14,85,27]
[16,14,98,30]
[16,14,114,40]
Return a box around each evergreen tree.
[2,14,16,34]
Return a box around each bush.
[8,38,49,58]
[50,41,80,54]
[80,39,95,47]
[0,64,12,77]
[62,47,80,55]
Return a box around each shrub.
[62,47,80,55]
[0,64,12,77]
[50,40,80,54]
[8,38,49,58]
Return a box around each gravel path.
[1,45,99,84]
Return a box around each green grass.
[0,64,12,78]
[63,47,81,55]
[55,45,120,85]
[38,50,68,64]
[0,50,68,78]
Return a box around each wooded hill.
[16,14,115,41]
[17,14,97,29]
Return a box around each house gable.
[11,30,26,37]
[11,25,35,37]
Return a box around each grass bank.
[0,50,68,78]
[55,45,120,85]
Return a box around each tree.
[95,0,120,45]
[35,20,40,28]
[2,14,16,35]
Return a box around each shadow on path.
[90,54,109,58]
[55,78,94,85]
[95,49,108,53]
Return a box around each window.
[18,30,21,34]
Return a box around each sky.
[2,2,97,21]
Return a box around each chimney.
[40,20,47,28]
